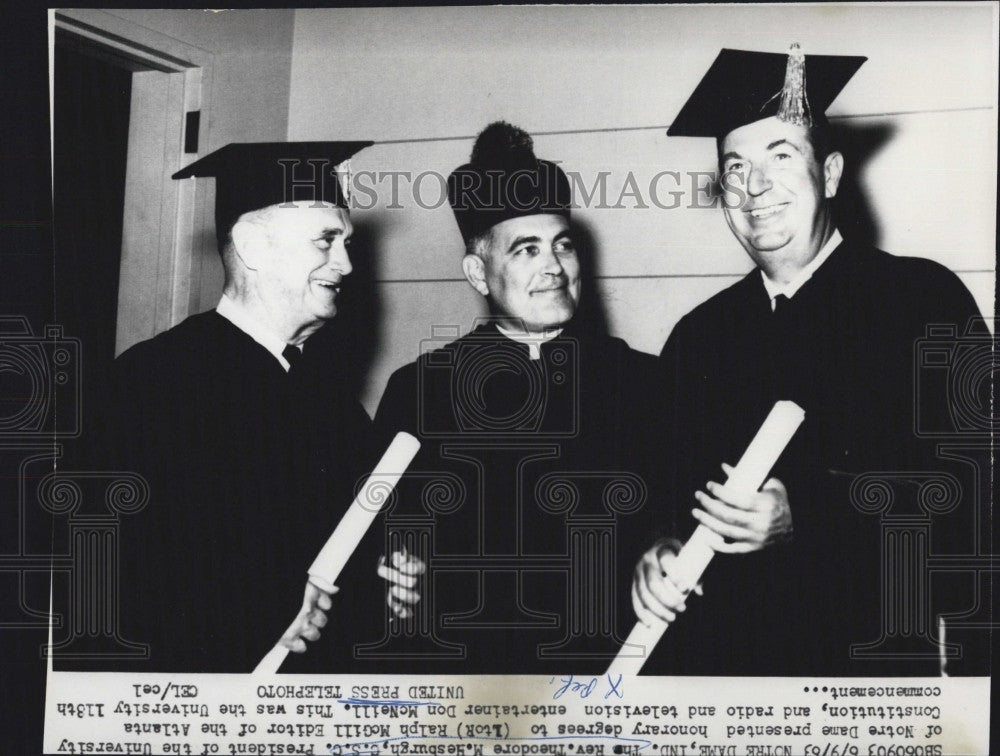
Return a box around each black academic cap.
[172,141,373,250]
[667,46,866,140]
[448,121,571,245]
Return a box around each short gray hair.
[465,225,495,259]
[221,205,279,286]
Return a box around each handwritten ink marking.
[550,675,600,700]
[550,674,625,701]
[337,698,437,707]
[328,733,654,756]
[605,673,625,700]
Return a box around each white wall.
[280,6,997,414]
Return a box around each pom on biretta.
[667,45,867,140]
[172,141,373,250]
[447,121,571,244]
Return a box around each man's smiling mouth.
[531,284,567,295]
[747,203,789,219]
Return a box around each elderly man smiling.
[97,142,380,671]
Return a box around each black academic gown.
[62,311,378,672]
[649,239,987,676]
[366,320,662,674]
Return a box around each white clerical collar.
[496,323,563,360]
[216,295,300,371]
[761,228,843,311]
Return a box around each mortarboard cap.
[667,45,867,140]
[448,121,571,245]
[172,141,373,250]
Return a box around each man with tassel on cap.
[633,46,985,675]
[72,143,382,671]
[369,121,686,673]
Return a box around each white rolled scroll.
[253,431,421,675]
[607,400,805,676]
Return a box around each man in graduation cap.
[369,121,679,673]
[633,46,985,675]
[88,142,381,671]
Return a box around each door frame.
[51,9,215,354]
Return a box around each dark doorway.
[52,36,134,374]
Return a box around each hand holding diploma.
[278,582,337,653]
[254,432,421,674]
[631,537,703,627]
[611,400,804,676]
[692,466,792,553]
[377,548,426,619]
[630,475,789,624]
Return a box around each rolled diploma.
[253,431,421,675]
[607,400,805,676]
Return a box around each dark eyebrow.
[315,226,347,237]
[767,138,803,153]
[722,140,804,163]
[507,235,542,253]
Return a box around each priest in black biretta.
[173,140,372,250]
[368,121,672,674]
[633,45,986,676]
[57,141,389,673]
[447,121,572,245]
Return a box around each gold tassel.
[775,43,811,126]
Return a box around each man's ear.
[823,151,844,199]
[230,219,268,271]
[462,254,490,296]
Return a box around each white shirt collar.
[761,228,843,311]
[216,295,299,371]
[496,323,563,360]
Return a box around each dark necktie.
[773,293,789,313]
[282,344,303,372]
